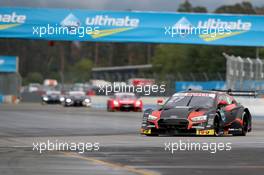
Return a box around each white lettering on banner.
[60,13,81,28]
[197,18,251,31]
[85,15,140,27]
[0,59,4,65]
[0,12,26,23]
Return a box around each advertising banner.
[175,81,226,92]
[0,56,18,72]
[0,7,264,46]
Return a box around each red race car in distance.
[107,93,143,112]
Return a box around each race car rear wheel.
[214,114,224,137]
[233,112,248,136]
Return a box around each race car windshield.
[68,91,85,96]
[117,94,136,100]
[46,91,60,95]
[164,95,214,109]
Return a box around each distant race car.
[107,93,143,112]
[141,90,255,136]
[62,91,91,107]
[41,90,63,104]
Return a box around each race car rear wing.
[212,89,258,97]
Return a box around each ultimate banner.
[0,7,263,46]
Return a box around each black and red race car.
[107,93,143,112]
[141,90,255,136]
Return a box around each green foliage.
[152,44,258,80]
[178,0,208,13]
[178,0,192,12]
[48,72,61,81]
[152,45,224,78]
[215,2,256,14]
[259,48,264,58]
[24,72,43,85]
[192,6,208,13]
[70,58,93,82]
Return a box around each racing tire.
[107,105,114,112]
[233,112,248,136]
[135,109,143,112]
[107,105,110,112]
[214,114,224,137]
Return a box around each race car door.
[224,95,241,124]
[217,95,237,125]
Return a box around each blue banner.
[0,7,264,46]
[175,81,226,92]
[0,56,18,72]
[230,80,264,91]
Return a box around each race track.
[0,103,264,175]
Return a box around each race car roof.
[173,90,219,98]
[115,92,136,96]
[68,91,85,96]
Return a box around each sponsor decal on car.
[143,129,152,135]
[173,92,216,98]
[196,129,215,135]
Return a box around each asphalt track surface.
[0,103,264,175]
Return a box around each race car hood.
[160,107,208,119]
[68,96,87,100]
[118,99,136,104]
[47,94,60,98]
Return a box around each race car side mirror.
[218,100,228,107]
[157,99,164,105]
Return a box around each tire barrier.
[0,95,19,104]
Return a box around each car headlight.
[148,114,158,121]
[135,100,141,106]
[43,96,48,101]
[113,100,119,106]
[66,98,72,103]
[60,97,65,102]
[191,115,207,122]
[84,99,90,103]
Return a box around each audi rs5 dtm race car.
[141,90,255,136]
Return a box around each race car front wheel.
[241,113,249,136]
[107,105,114,112]
[214,114,224,137]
